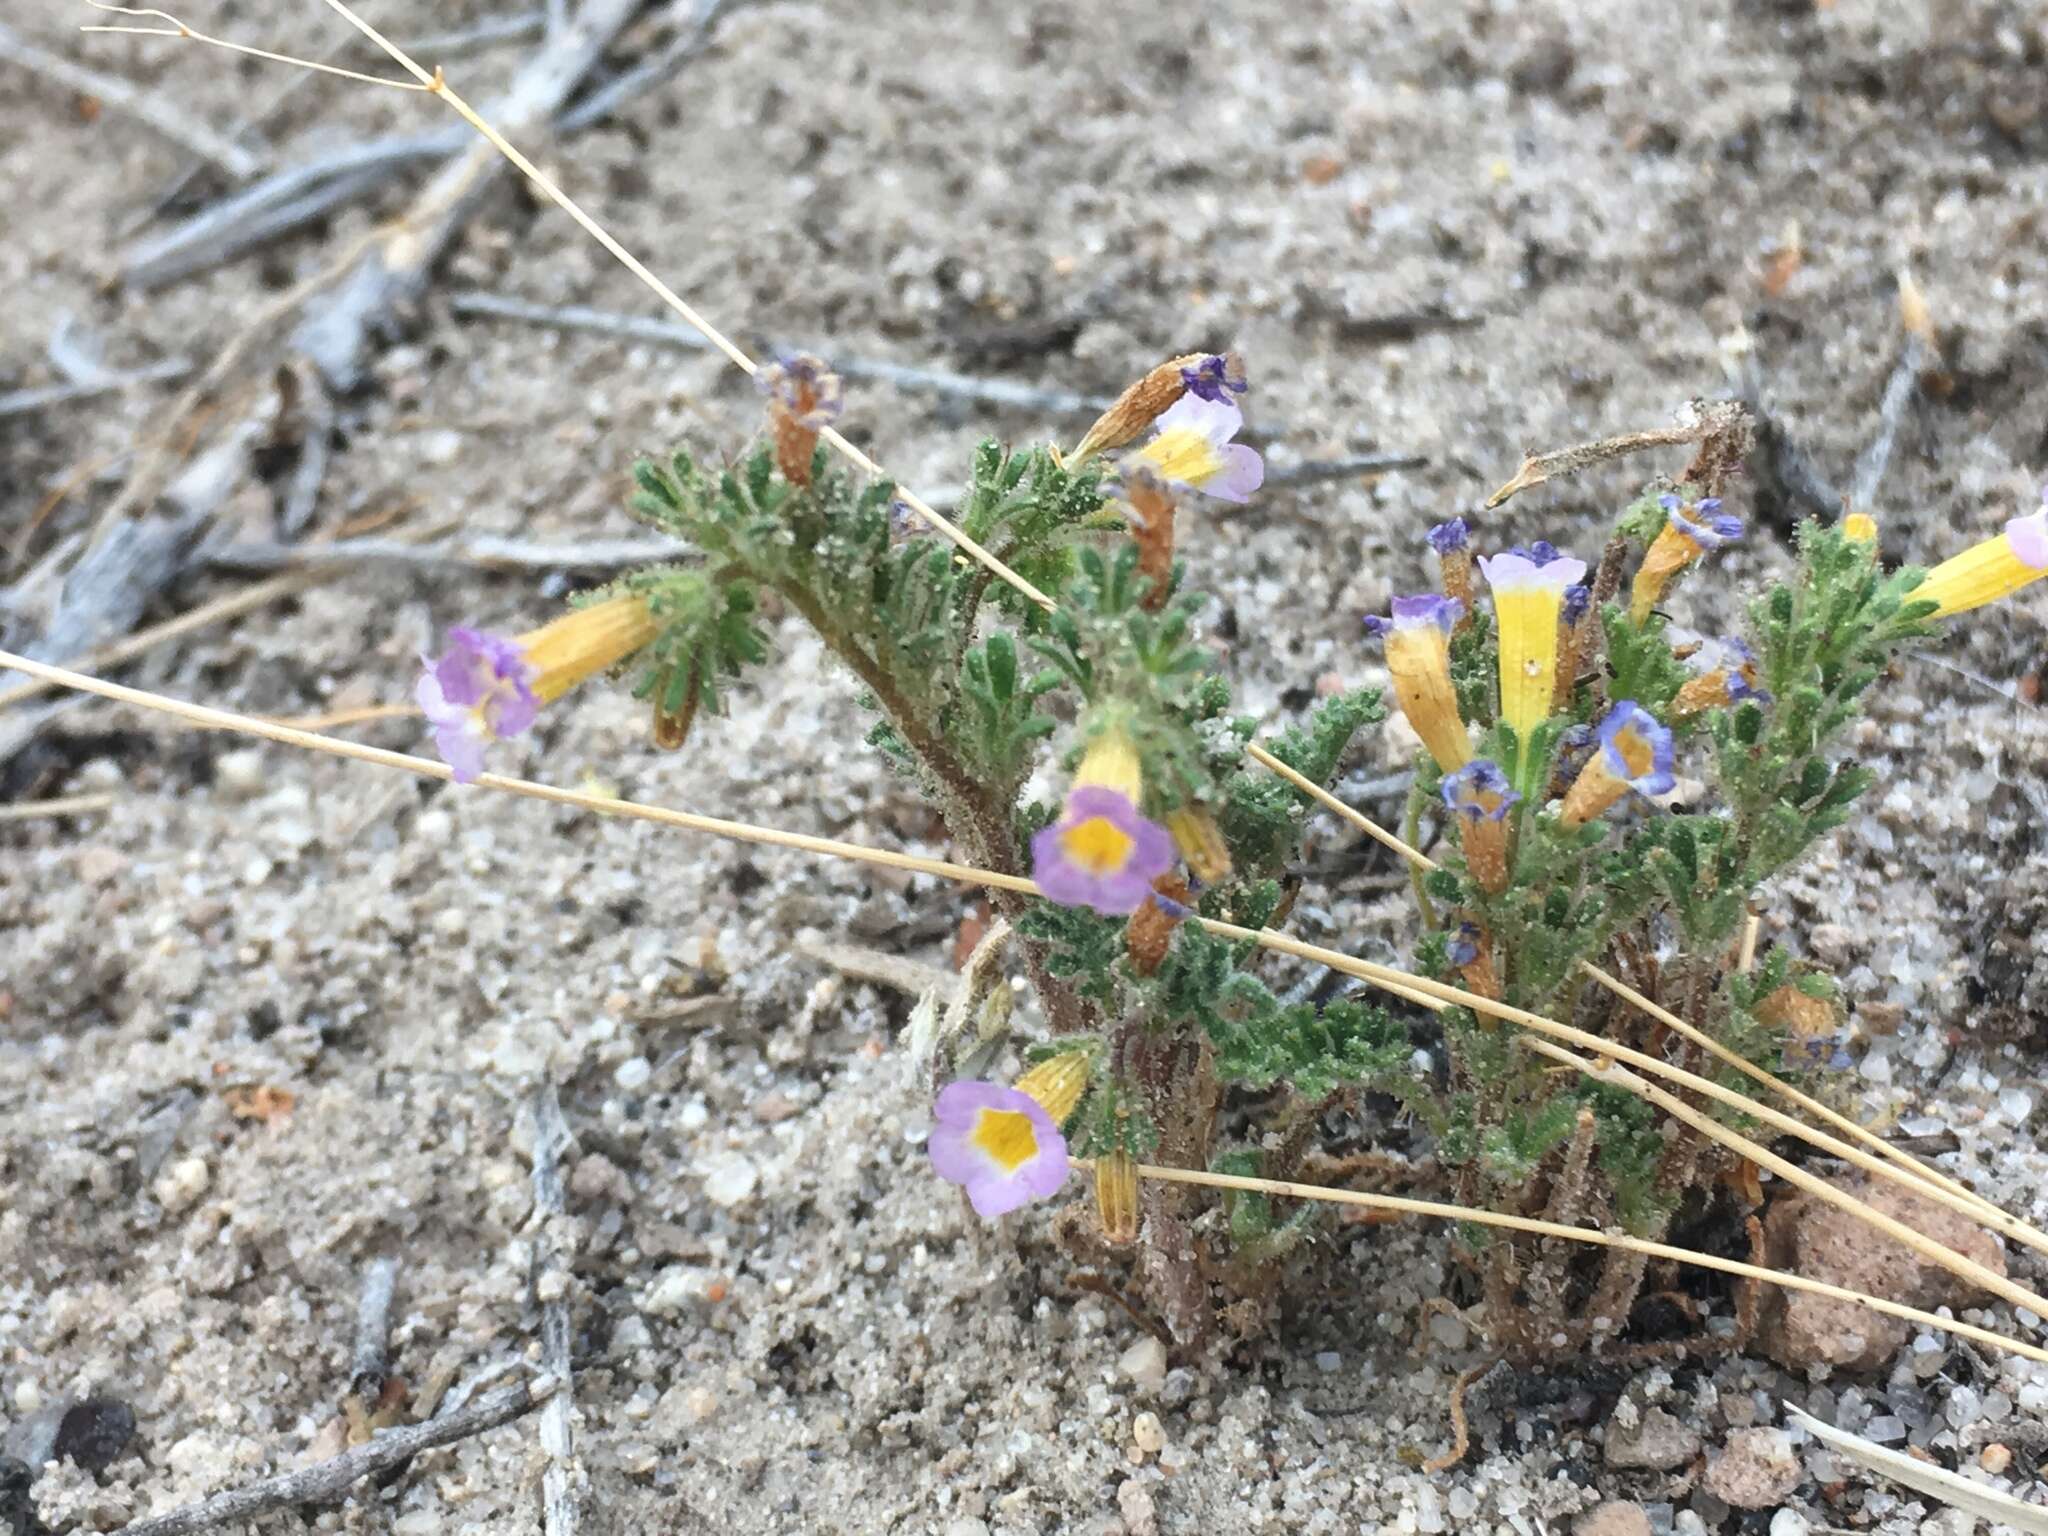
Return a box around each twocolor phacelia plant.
[418,349,2048,1355]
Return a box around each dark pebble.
[53,1400,135,1474]
[0,1458,45,1536]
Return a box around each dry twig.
[529,1086,584,1536]
[1484,401,1747,508]
[0,358,193,420]
[0,17,266,178]
[109,1375,557,1536]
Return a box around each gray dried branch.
[447,291,1115,418]
[528,1086,583,1536]
[348,1257,399,1404]
[554,0,743,133]
[122,133,461,290]
[109,1375,557,1536]
[1484,405,1740,508]
[0,358,192,420]
[205,533,679,576]
[296,0,649,392]
[0,19,266,179]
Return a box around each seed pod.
[1096,1148,1139,1245]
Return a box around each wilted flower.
[1069,351,1209,462]
[1179,351,1248,403]
[417,594,659,782]
[1440,759,1520,893]
[1366,594,1470,772]
[1631,494,1744,622]
[1910,494,2048,617]
[1123,391,1265,504]
[1031,726,1174,915]
[1671,636,1769,719]
[1445,921,1500,1002]
[1558,700,1675,827]
[1479,546,1589,745]
[1123,466,1179,612]
[928,1080,1069,1218]
[1755,983,1850,1072]
[1553,582,1594,711]
[1126,873,1192,976]
[758,353,844,486]
[1428,518,1476,615]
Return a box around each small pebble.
[614,1056,652,1090]
[701,1153,758,1207]
[1119,1337,1167,1390]
[153,1155,210,1213]
[1980,1443,2012,1475]
[1767,1511,1809,1536]
[1131,1411,1165,1456]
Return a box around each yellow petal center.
[1134,425,1224,487]
[970,1107,1041,1172]
[1061,815,1135,876]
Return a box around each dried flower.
[1910,495,2048,618]
[1123,466,1179,612]
[1123,391,1265,504]
[1445,921,1500,1001]
[1552,581,1594,711]
[928,1080,1069,1217]
[1095,1147,1140,1244]
[417,594,659,782]
[1126,874,1192,976]
[1164,805,1232,883]
[1439,759,1519,894]
[1479,546,1589,745]
[1070,352,1207,462]
[1671,636,1769,719]
[758,353,844,486]
[1631,494,1743,623]
[1180,351,1248,403]
[1756,984,1850,1071]
[1429,518,1476,616]
[1366,594,1471,772]
[1558,700,1675,827]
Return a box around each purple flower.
[1385,593,1465,632]
[1031,786,1176,916]
[928,1080,1069,1218]
[1440,760,1520,823]
[1179,352,1247,403]
[1561,583,1591,625]
[416,627,538,783]
[1593,700,1676,795]
[1126,392,1265,504]
[1504,540,1565,565]
[1427,518,1470,555]
[1660,494,1743,550]
[757,352,844,429]
[1445,923,1482,967]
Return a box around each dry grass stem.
[0,791,116,822]
[1100,1160,2048,1367]
[1519,1037,2048,1320]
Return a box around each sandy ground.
[4,0,2048,1531]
